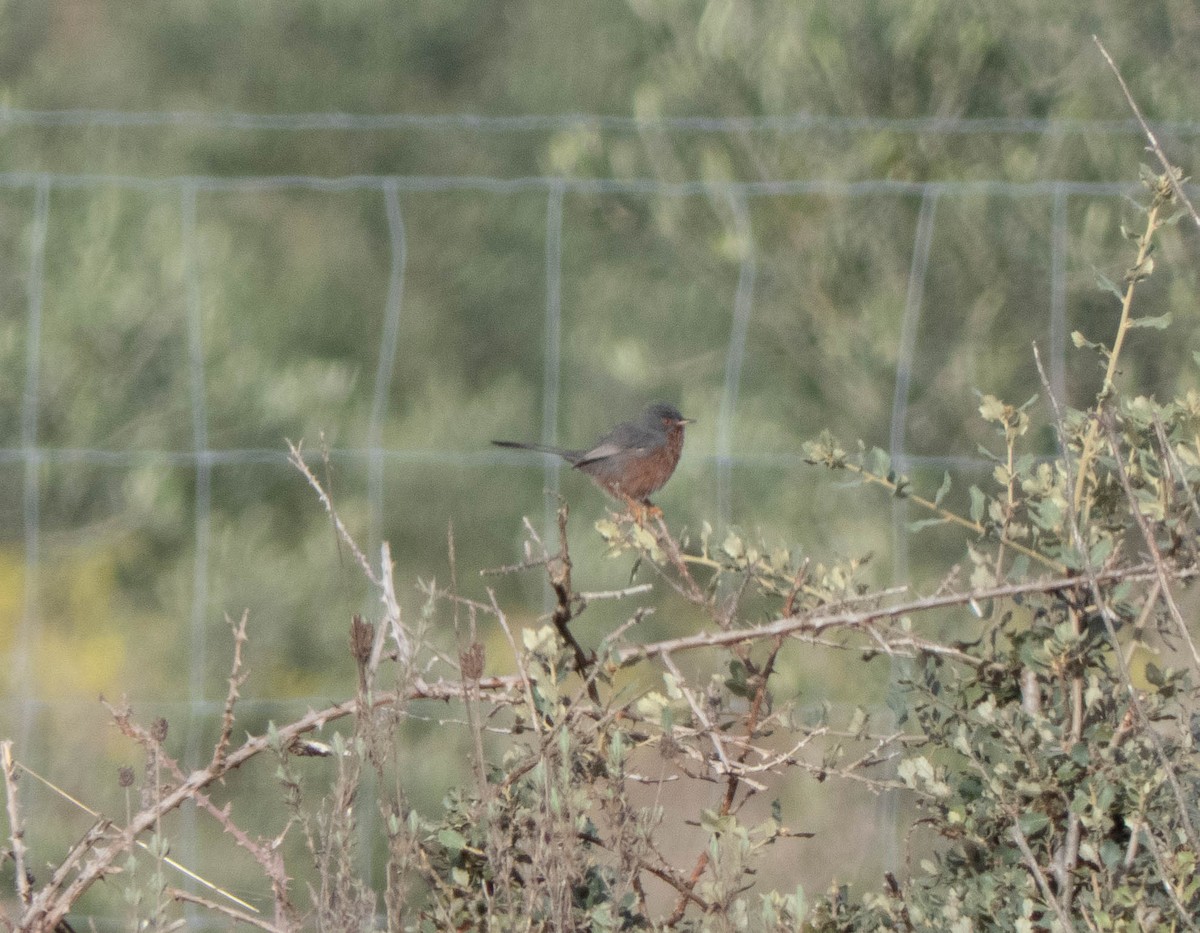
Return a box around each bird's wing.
[575,419,660,465]
[572,441,633,466]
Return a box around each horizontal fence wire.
[3,107,1200,137]
[0,171,1153,197]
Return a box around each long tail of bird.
[492,439,576,459]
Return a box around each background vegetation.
[2,1,1200,928]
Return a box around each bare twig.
[578,829,714,914]
[115,710,297,927]
[15,671,522,930]
[14,758,258,917]
[578,583,654,602]
[548,504,599,699]
[21,820,112,931]
[287,439,376,585]
[649,514,707,603]
[169,889,287,933]
[213,610,251,770]
[598,606,653,653]
[1093,36,1200,230]
[659,652,732,776]
[1010,819,1076,932]
[2,741,31,910]
[376,541,412,669]
[616,563,1190,665]
[487,587,544,733]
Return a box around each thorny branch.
[1093,36,1200,231]
[11,672,523,932]
[615,562,1192,666]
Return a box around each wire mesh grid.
[2,107,1191,926]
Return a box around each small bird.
[493,402,692,517]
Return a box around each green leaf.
[1018,811,1050,837]
[1071,330,1100,350]
[975,443,1004,464]
[968,486,986,523]
[934,471,951,507]
[1094,270,1124,302]
[865,447,891,476]
[1006,554,1029,581]
[700,809,735,834]
[1029,497,1062,531]
[1126,312,1172,330]
[438,828,467,856]
[909,517,949,533]
[726,659,751,698]
[1089,535,1115,566]
[608,730,626,769]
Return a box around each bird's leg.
[617,494,648,525]
[622,497,662,525]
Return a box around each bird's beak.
[679,416,694,425]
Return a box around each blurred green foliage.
[1,0,1200,921]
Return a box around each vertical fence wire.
[179,183,212,890]
[182,184,212,709]
[716,189,756,528]
[880,184,941,871]
[16,176,50,752]
[1049,184,1070,416]
[541,181,566,591]
[369,179,408,556]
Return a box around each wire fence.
[4,107,1200,136]
[2,107,1194,926]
